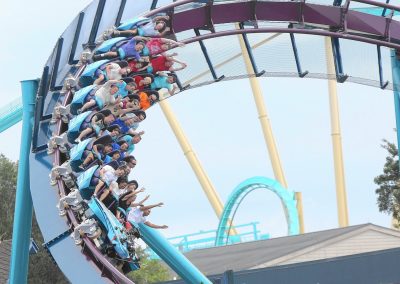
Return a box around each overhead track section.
[0,97,23,133]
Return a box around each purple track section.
[151,1,400,50]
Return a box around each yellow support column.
[324,37,349,227]
[158,96,238,234]
[295,192,305,233]
[236,25,305,233]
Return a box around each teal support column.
[137,223,211,284]
[9,80,38,284]
[391,51,400,165]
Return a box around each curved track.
[215,177,299,247]
[28,0,400,283]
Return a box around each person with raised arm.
[127,198,168,229]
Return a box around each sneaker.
[74,138,81,144]
[59,209,66,216]
[78,164,86,171]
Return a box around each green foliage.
[374,139,400,225]
[128,246,171,284]
[0,154,18,240]
[0,154,68,283]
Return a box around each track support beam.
[158,96,237,234]
[194,29,224,82]
[391,50,400,171]
[331,38,348,83]
[325,37,349,228]
[377,46,389,89]
[69,12,84,65]
[238,23,265,77]
[289,29,308,78]
[235,24,305,233]
[9,80,38,283]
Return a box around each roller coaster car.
[70,85,97,115]
[79,60,109,87]
[117,17,150,31]
[87,197,140,272]
[77,165,100,200]
[70,135,113,172]
[67,111,98,143]
[95,37,128,54]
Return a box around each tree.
[128,246,171,284]
[374,140,400,226]
[0,154,18,240]
[0,154,69,283]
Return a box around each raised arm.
[158,27,171,37]
[130,194,150,207]
[161,38,184,47]
[141,202,163,211]
[169,58,187,72]
[122,187,145,200]
[134,36,151,42]
[169,84,178,96]
[144,221,168,229]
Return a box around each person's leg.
[112,29,137,37]
[93,180,105,196]
[99,189,110,202]
[81,152,95,168]
[80,99,97,113]
[75,128,93,143]
[93,51,118,61]
[94,74,105,85]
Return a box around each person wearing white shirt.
[126,197,168,229]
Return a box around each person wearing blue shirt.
[151,72,178,96]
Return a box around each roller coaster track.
[17,0,400,283]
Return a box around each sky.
[0,0,397,242]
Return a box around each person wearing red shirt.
[144,38,184,56]
[149,53,187,73]
[133,75,153,91]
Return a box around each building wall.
[160,247,400,284]
[273,229,400,266]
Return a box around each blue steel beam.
[32,67,49,151]
[381,0,391,17]
[49,38,64,91]
[151,0,158,10]
[137,223,211,284]
[0,98,22,133]
[333,0,343,6]
[238,22,265,77]
[377,46,389,89]
[9,80,38,283]
[289,30,308,78]
[115,0,127,26]
[194,28,224,82]
[68,12,85,65]
[330,38,348,83]
[87,0,106,48]
[391,50,400,171]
